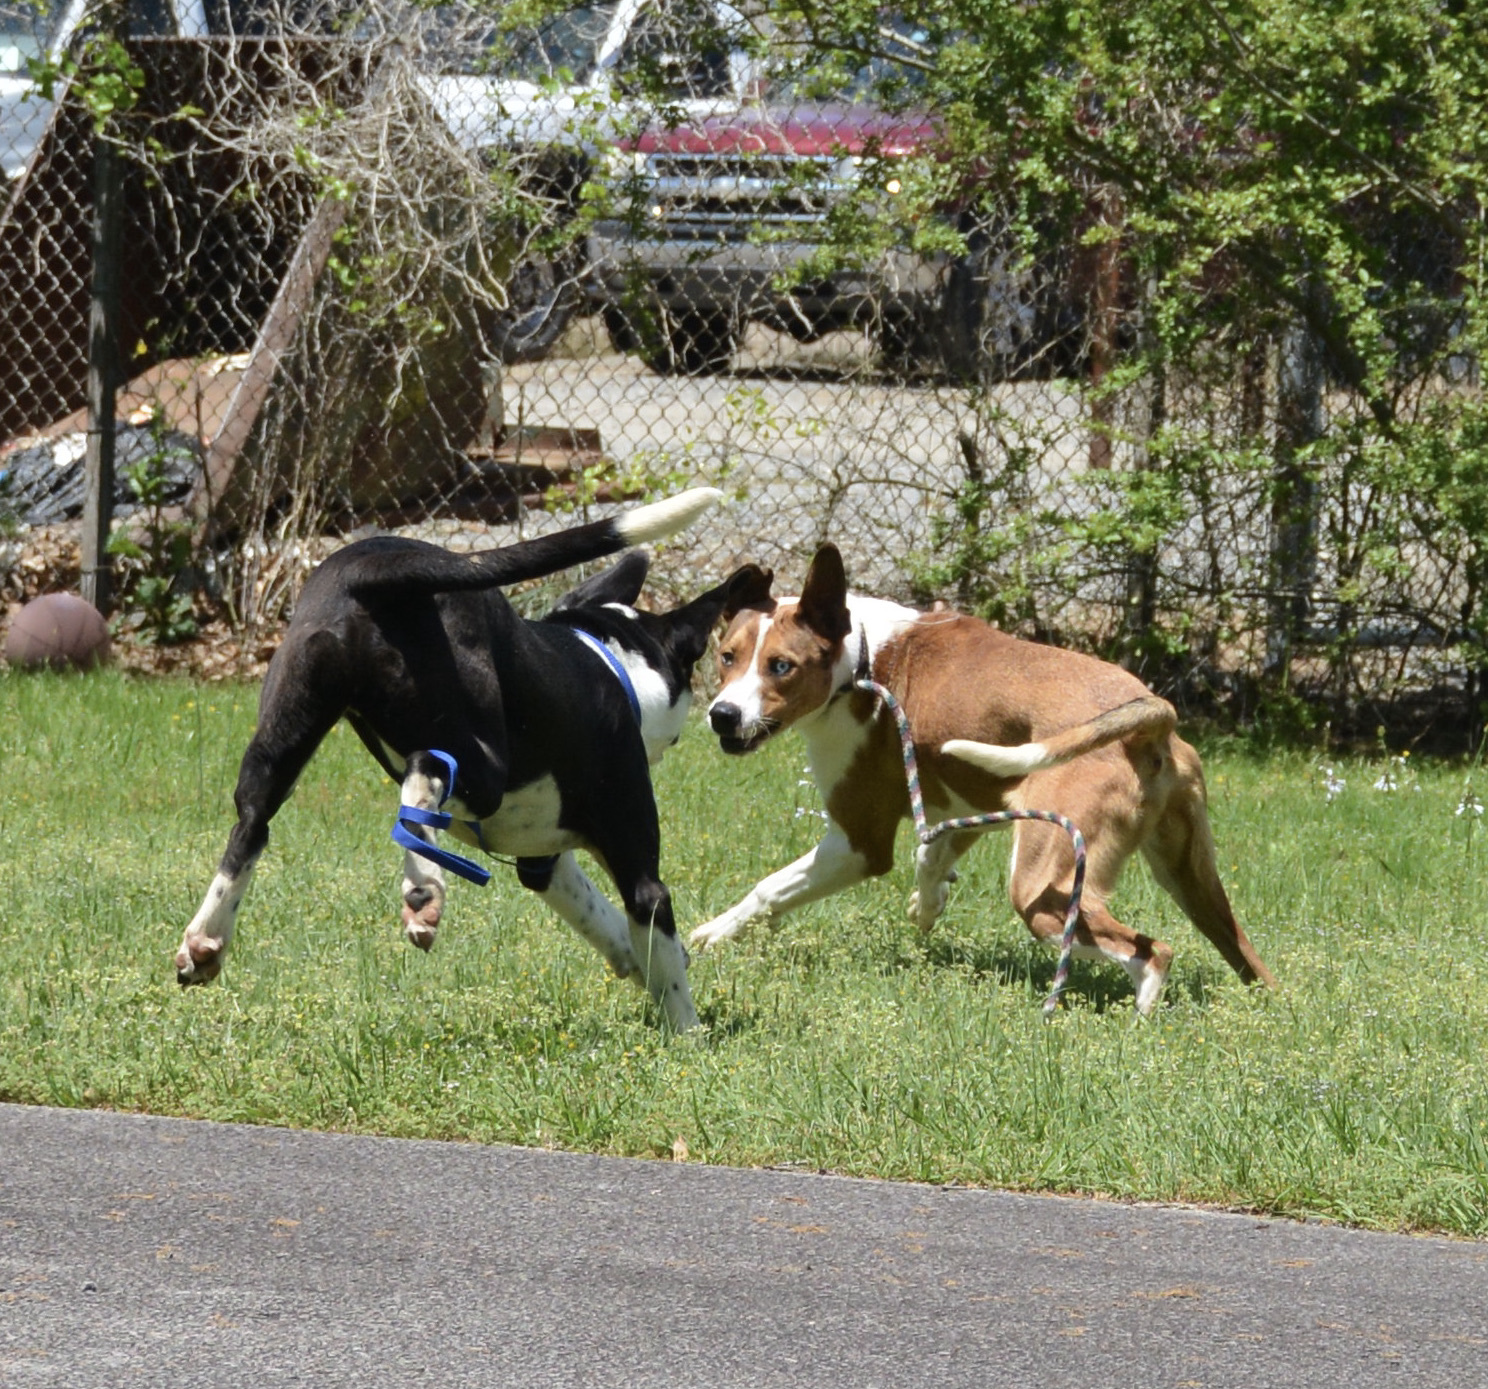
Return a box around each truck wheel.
[874,307,935,378]
[491,247,583,363]
[641,307,740,376]
[602,304,646,354]
[942,233,1078,383]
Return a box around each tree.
[777,0,1488,723]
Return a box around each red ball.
[5,593,111,671]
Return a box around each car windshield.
[767,23,930,105]
[496,2,619,83]
[0,0,76,77]
[415,2,618,81]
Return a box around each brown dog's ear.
[797,545,851,643]
[722,564,775,622]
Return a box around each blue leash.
[390,749,492,886]
[387,630,640,889]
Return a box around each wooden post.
[1086,190,1123,472]
[79,121,121,613]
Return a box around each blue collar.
[570,627,643,725]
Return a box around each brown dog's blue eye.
[720,650,735,667]
[768,657,794,677]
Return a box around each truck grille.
[637,152,847,233]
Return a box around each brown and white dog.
[696,545,1275,1013]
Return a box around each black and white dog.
[175,487,770,1030]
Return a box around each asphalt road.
[2,1102,1484,1387]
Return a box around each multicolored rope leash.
[855,678,1087,1018]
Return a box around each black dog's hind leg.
[398,750,463,951]
[176,658,343,985]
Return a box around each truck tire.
[486,151,591,363]
[603,304,646,354]
[874,306,937,378]
[491,246,583,363]
[941,231,1079,383]
[641,307,740,376]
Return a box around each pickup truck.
[586,89,1079,378]
[421,0,762,360]
[0,0,762,361]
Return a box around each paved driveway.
[2,1102,1483,1386]
[501,337,1094,598]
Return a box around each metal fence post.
[1265,316,1323,683]
[1119,276,1165,670]
[79,56,123,614]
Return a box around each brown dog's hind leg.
[1140,741,1276,988]
[1008,819,1173,1014]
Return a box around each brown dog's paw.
[1133,943,1174,1016]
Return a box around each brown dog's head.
[549,555,776,763]
[707,545,855,754]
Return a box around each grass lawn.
[2,667,1486,1235]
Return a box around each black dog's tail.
[339,488,723,600]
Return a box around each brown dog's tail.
[340,487,723,600]
[940,695,1177,778]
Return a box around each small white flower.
[1320,766,1347,802]
[1456,791,1484,819]
[1375,753,1418,794]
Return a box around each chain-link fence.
[0,0,1482,742]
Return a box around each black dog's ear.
[797,545,851,643]
[666,564,775,668]
[722,563,775,622]
[549,550,650,614]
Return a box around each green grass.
[2,668,1487,1235]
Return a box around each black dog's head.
[548,553,774,761]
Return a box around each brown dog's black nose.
[710,702,742,736]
